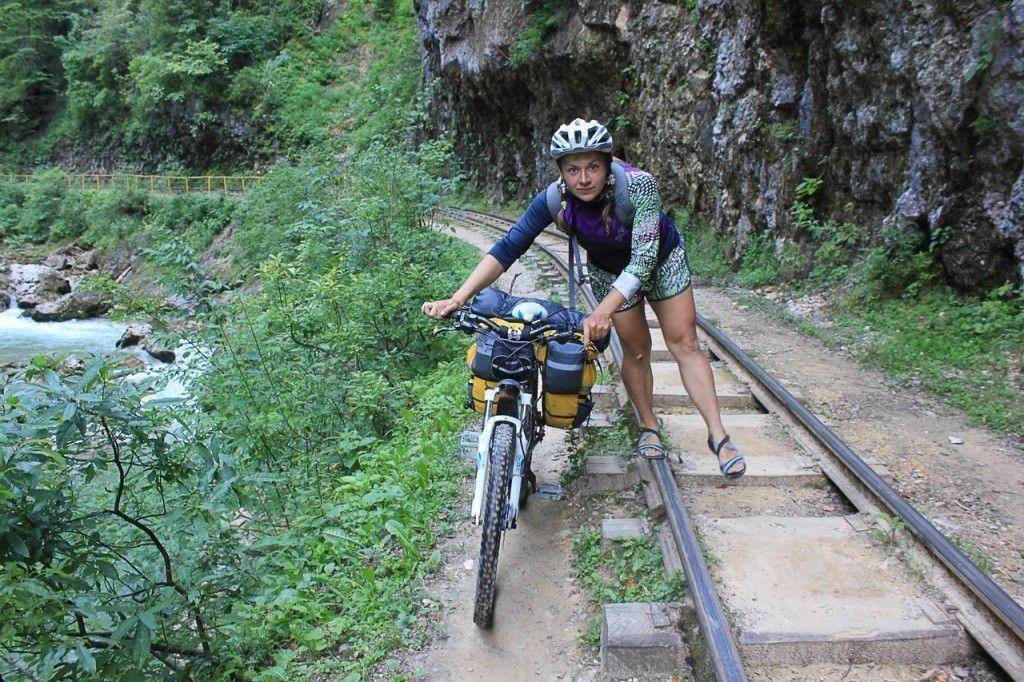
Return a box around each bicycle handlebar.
[452,309,578,344]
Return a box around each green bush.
[0,351,470,679]
[675,207,731,279]
[849,219,945,301]
[736,231,780,287]
[4,0,421,169]
[507,0,571,68]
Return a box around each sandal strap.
[639,442,666,460]
[720,454,745,473]
[638,427,665,460]
[708,433,732,456]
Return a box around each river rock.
[96,246,135,281]
[116,322,176,363]
[44,244,98,272]
[1,290,9,309]
[9,264,70,308]
[57,356,86,374]
[117,322,153,349]
[29,290,110,322]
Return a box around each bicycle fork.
[465,385,532,529]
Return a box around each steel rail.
[695,316,1024,646]
[441,206,749,681]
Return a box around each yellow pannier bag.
[465,318,529,414]
[535,337,598,429]
[466,343,500,414]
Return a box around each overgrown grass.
[832,287,1023,432]
[572,526,687,649]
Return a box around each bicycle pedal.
[536,483,563,501]
[459,430,480,459]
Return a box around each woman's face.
[559,151,609,203]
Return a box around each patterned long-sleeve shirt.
[489,161,679,301]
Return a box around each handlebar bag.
[469,287,567,321]
[537,337,598,428]
[464,318,535,413]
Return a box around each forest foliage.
[2,0,484,679]
[1,0,413,170]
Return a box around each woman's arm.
[421,255,505,319]
[610,172,661,301]
[422,190,553,319]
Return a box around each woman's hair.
[555,153,615,235]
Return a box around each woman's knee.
[664,331,702,359]
[612,310,652,361]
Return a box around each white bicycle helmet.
[549,118,613,159]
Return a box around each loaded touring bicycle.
[441,283,607,627]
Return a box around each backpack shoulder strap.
[611,160,634,226]
[545,180,562,223]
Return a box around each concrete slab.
[661,413,822,487]
[699,514,973,665]
[583,411,618,429]
[651,361,760,411]
[601,603,687,679]
[580,456,637,495]
[602,517,649,545]
[590,384,619,410]
[681,484,856,519]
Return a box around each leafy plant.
[736,231,779,287]
[507,0,571,68]
[675,207,730,279]
[770,121,799,142]
[572,525,686,649]
[871,512,907,546]
[948,535,993,575]
[969,115,994,142]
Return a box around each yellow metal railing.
[1,172,264,195]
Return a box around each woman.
[422,118,746,480]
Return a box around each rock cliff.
[415,0,1022,292]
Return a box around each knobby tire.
[473,422,515,627]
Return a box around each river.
[0,297,130,365]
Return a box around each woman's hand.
[422,297,464,320]
[583,310,612,348]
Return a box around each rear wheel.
[473,422,515,627]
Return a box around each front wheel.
[473,422,515,627]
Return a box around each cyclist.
[423,118,746,480]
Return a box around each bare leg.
[649,289,745,476]
[610,304,660,445]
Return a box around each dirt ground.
[391,223,1023,680]
[383,222,600,681]
[389,432,601,682]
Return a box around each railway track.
[435,206,1024,681]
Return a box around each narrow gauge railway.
[435,206,1024,681]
